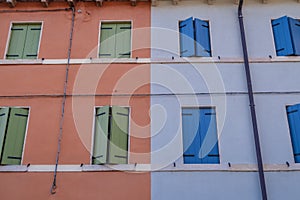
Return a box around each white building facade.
[150,0,300,199]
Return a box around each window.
[179,17,211,57]
[272,16,300,56]
[99,22,131,58]
[6,23,42,59]
[92,106,129,164]
[182,107,219,164]
[286,104,300,163]
[0,107,29,165]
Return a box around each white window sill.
[0,57,299,65]
[0,165,27,172]
[0,163,300,172]
[153,163,300,172]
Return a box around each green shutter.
[92,106,109,164]
[99,23,116,58]
[6,24,28,59]
[115,23,131,58]
[1,108,28,165]
[23,24,41,59]
[0,108,9,160]
[109,106,129,164]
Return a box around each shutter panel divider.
[115,23,131,58]
[6,24,28,59]
[1,108,28,165]
[0,108,9,163]
[93,106,110,164]
[109,106,129,164]
[288,17,300,56]
[99,23,117,58]
[182,108,201,164]
[195,18,211,57]
[200,108,219,164]
[287,104,300,163]
[23,24,41,59]
[179,17,195,57]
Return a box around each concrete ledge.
[0,165,27,172]
[0,164,300,172]
[0,57,300,65]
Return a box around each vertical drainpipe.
[50,6,75,195]
[237,0,268,200]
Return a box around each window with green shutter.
[0,107,29,165]
[6,23,42,59]
[92,106,129,164]
[99,22,131,58]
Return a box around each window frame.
[90,106,131,165]
[286,103,300,164]
[271,16,300,57]
[0,106,30,165]
[98,20,133,59]
[4,21,43,60]
[180,106,220,165]
[178,18,212,57]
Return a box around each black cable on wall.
[50,6,75,195]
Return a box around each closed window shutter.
[182,108,201,164]
[115,23,131,58]
[0,108,9,160]
[179,17,195,57]
[272,16,294,56]
[200,108,219,164]
[1,108,28,165]
[288,17,300,56]
[99,23,116,58]
[6,24,28,59]
[287,104,300,163]
[23,24,41,59]
[93,106,109,164]
[109,106,129,164]
[195,18,211,57]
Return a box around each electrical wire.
[0,8,72,13]
[50,6,75,195]
[1,91,300,99]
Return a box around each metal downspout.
[50,6,75,195]
[238,1,268,199]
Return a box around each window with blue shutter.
[179,17,211,57]
[287,104,300,163]
[0,107,29,165]
[92,106,129,164]
[272,16,300,56]
[182,107,219,164]
[6,23,41,59]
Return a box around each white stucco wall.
[151,0,300,199]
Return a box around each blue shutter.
[199,108,219,164]
[272,16,294,56]
[194,18,211,57]
[179,17,195,57]
[182,108,201,164]
[287,104,300,163]
[288,17,300,56]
